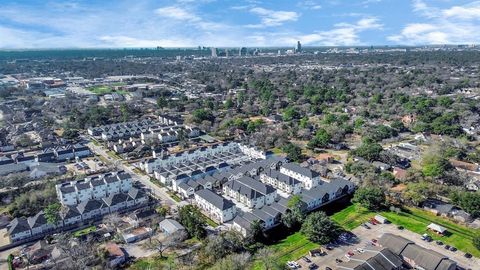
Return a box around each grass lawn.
[73,225,96,237]
[331,204,375,230]
[88,85,113,95]
[128,255,171,270]
[252,232,318,270]
[201,214,219,228]
[381,207,480,257]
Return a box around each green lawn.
[202,214,219,228]
[88,85,114,95]
[331,204,375,230]
[381,207,480,257]
[73,225,96,237]
[128,255,171,270]
[252,232,318,270]
[166,191,182,202]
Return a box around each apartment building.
[223,176,277,209]
[260,169,302,194]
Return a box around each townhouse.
[260,169,302,194]
[223,176,277,209]
[279,163,320,189]
[7,187,148,242]
[194,189,237,223]
[299,178,355,211]
[56,172,133,206]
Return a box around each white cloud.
[248,17,383,46]
[247,7,299,28]
[99,36,194,47]
[155,6,200,21]
[389,0,480,44]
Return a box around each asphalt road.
[87,141,178,208]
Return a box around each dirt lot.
[296,222,479,270]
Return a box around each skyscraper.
[211,47,218,58]
[295,41,302,53]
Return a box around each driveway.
[296,223,479,269]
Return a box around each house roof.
[281,163,319,178]
[8,217,31,234]
[427,223,447,233]
[105,243,125,259]
[27,211,48,228]
[195,189,235,210]
[77,199,104,214]
[103,193,130,206]
[159,219,185,233]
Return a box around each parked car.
[286,261,297,269]
[449,246,457,252]
[397,225,404,230]
[356,248,365,253]
[324,267,332,270]
[302,256,311,263]
[335,259,343,264]
[362,223,370,229]
[464,253,472,258]
[308,263,318,269]
[444,245,451,250]
[435,240,443,245]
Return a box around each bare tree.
[54,233,95,269]
[144,230,187,258]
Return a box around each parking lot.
[295,222,479,270]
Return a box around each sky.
[1,0,480,48]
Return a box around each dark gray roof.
[117,172,131,181]
[75,181,90,190]
[237,176,276,195]
[8,217,31,234]
[195,189,235,210]
[128,187,146,200]
[90,178,106,187]
[263,169,300,186]
[28,211,48,228]
[104,175,120,184]
[61,206,81,219]
[281,163,319,178]
[103,193,130,206]
[379,233,457,270]
[77,199,104,214]
[60,184,75,193]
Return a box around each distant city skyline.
[1,0,480,49]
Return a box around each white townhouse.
[260,169,302,194]
[7,218,32,242]
[56,172,133,206]
[239,144,268,159]
[280,163,320,190]
[194,189,237,223]
[299,178,355,211]
[223,176,277,209]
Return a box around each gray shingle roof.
[8,217,31,234]
[281,163,319,178]
[195,189,235,210]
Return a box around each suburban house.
[336,245,403,270]
[105,243,126,268]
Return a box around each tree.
[210,252,251,270]
[201,230,245,263]
[473,235,480,251]
[352,139,383,162]
[224,98,234,109]
[450,191,480,218]
[62,128,79,140]
[144,230,187,258]
[282,143,303,162]
[256,248,283,270]
[44,203,61,224]
[283,106,300,121]
[301,212,342,244]
[352,187,386,211]
[157,96,167,110]
[178,205,207,239]
[307,128,331,149]
[282,195,306,229]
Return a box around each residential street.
[87,141,178,208]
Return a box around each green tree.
[352,139,383,162]
[283,106,300,121]
[301,212,342,244]
[178,205,207,239]
[44,203,61,224]
[157,96,167,110]
[224,98,234,109]
[308,128,331,149]
[352,187,386,211]
[473,235,480,251]
[282,195,306,228]
[451,192,480,218]
[282,143,303,162]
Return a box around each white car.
[286,261,297,269]
[356,248,365,253]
